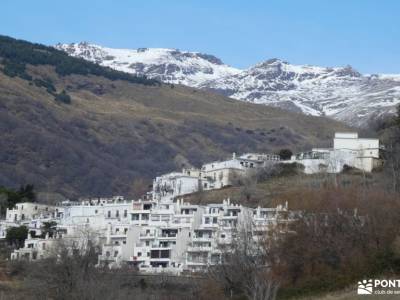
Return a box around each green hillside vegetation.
[0,35,351,198]
[0,35,158,86]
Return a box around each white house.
[6,202,57,223]
[291,132,382,174]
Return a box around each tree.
[208,221,280,300]
[41,221,57,238]
[6,226,28,248]
[278,149,293,160]
[0,185,36,217]
[272,186,400,298]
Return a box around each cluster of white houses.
[1,132,382,273]
[4,197,290,273]
[153,152,280,198]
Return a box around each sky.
[2,0,399,74]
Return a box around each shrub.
[55,90,71,104]
[33,78,56,94]
[278,149,293,160]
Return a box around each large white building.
[291,132,382,174]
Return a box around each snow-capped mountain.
[201,59,400,127]
[55,42,240,87]
[55,43,400,127]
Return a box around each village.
[1,132,383,274]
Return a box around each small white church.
[290,132,382,174]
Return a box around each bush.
[34,78,56,94]
[278,149,293,160]
[55,90,71,104]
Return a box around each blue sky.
[2,0,399,73]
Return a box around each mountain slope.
[56,43,400,127]
[0,36,349,198]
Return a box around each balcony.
[192,237,212,242]
[151,244,172,250]
[187,246,212,252]
[186,261,207,266]
[149,258,171,263]
[139,232,156,239]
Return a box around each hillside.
[56,42,400,127]
[0,36,350,198]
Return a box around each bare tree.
[208,218,280,300]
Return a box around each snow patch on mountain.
[55,42,240,87]
[201,59,400,127]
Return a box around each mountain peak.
[54,43,240,87]
[334,65,362,77]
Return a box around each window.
[213,217,217,224]
[114,251,118,257]
[107,211,111,218]
[35,206,37,210]
[146,241,150,246]
[21,214,25,220]
[132,214,139,221]
[205,217,210,224]
[106,251,110,257]
[138,252,142,257]
[124,210,127,217]
[42,243,46,250]
[160,250,170,258]
[115,241,119,245]
[221,234,226,238]
[116,210,119,218]
[124,228,128,234]
[95,210,98,214]
[116,228,119,232]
